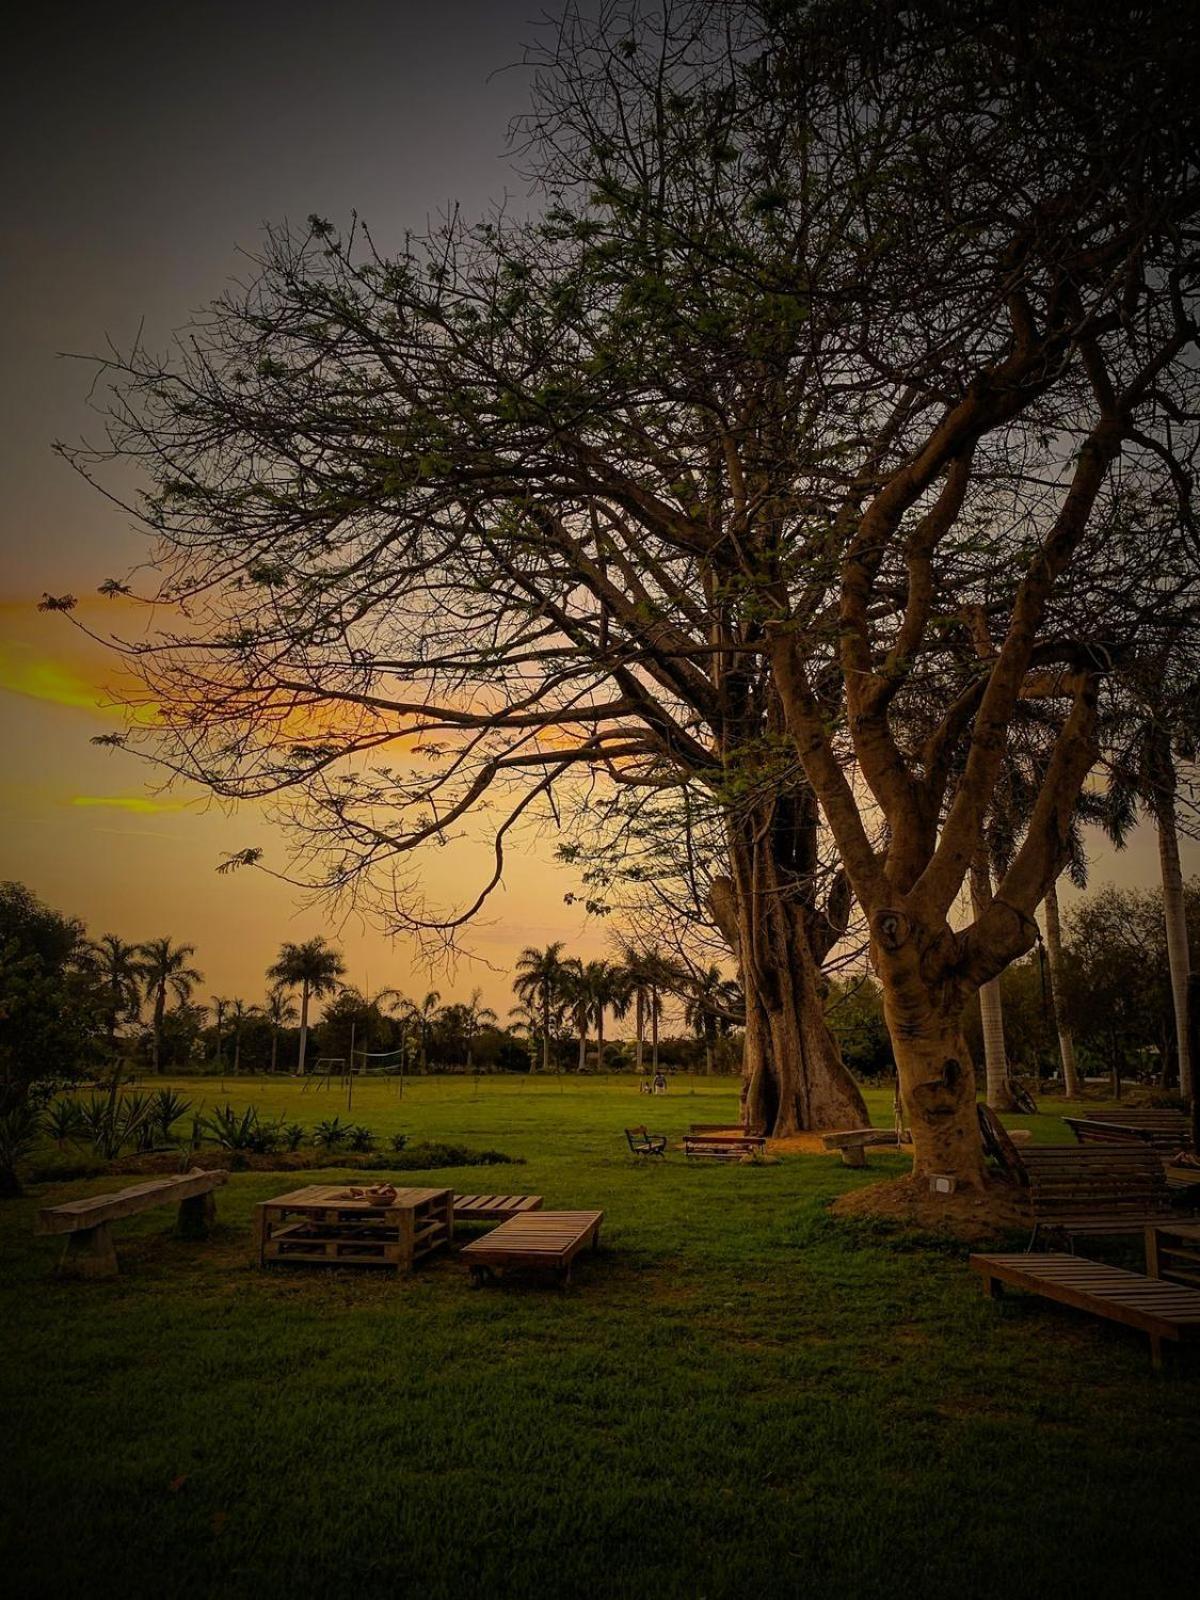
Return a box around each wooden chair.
[625,1125,667,1157]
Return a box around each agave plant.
[199,1104,281,1154]
[312,1116,349,1150]
[150,1088,192,1143]
[78,1084,157,1160]
[43,1098,87,1148]
[280,1122,306,1151]
[0,1102,41,1196]
[345,1124,376,1153]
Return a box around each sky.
[0,1,1194,1020]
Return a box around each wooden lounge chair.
[625,1126,667,1156]
[971,1250,1200,1367]
[1063,1109,1194,1154]
[35,1169,227,1278]
[460,1209,604,1286]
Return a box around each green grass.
[3,1075,1197,1599]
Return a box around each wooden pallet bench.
[460,1209,604,1286]
[970,1251,1200,1367]
[254,1184,452,1273]
[35,1168,227,1278]
[683,1125,766,1160]
[821,1128,913,1168]
[452,1193,543,1223]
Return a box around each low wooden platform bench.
[684,1125,766,1160]
[452,1193,543,1223]
[970,1251,1200,1368]
[821,1128,913,1168]
[460,1209,604,1286]
[35,1169,228,1278]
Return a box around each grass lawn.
[3,1075,1198,1599]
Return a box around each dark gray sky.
[3,0,556,591]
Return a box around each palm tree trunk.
[577,1023,587,1073]
[153,988,165,1074]
[971,856,1014,1110]
[297,979,311,1076]
[597,1012,605,1074]
[270,1029,279,1074]
[1042,879,1081,1097]
[1155,792,1194,1101]
[234,1028,242,1075]
[651,991,659,1073]
[635,991,645,1074]
[542,996,551,1074]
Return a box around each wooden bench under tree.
[970,1251,1200,1368]
[1063,1109,1194,1154]
[821,1128,912,1168]
[452,1193,543,1223]
[625,1126,667,1156]
[460,1209,604,1286]
[683,1125,766,1160]
[35,1169,228,1279]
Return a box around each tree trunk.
[270,1029,279,1074]
[577,1026,587,1073]
[1041,879,1080,1097]
[712,808,867,1137]
[1155,792,1194,1102]
[970,857,1014,1111]
[234,1028,242,1075]
[541,997,551,1074]
[650,993,659,1074]
[870,913,988,1189]
[635,992,645,1074]
[153,989,165,1074]
[596,1012,605,1074]
[297,980,311,1076]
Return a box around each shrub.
[199,1104,281,1154]
[390,1132,408,1153]
[281,1122,305,1151]
[0,1102,41,1196]
[346,1124,375,1152]
[79,1086,156,1160]
[43,1097,87,1148]
[312,1116,349,1149]
[150,1088,192,1143]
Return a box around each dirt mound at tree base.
[830,1174,1028,1244]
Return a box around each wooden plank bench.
[460,1209,604,1286]
[970,1250,1200,1367]
[452,1193,543,1223]
[1064,1109,1194,1154]
[1020,1145,1177,1246]
[35,1168,227,1278]
[821,1128,913,1168]
[683,1125,766,1160]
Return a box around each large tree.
[266,937,345,1076]
[137,938,202,1075]
[67,2,1198,1175]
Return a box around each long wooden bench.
[970,1251,1200,1367]
[460,1209,604,1286]
[452,1193,543,1223]
[1021,1145,1177,1246]
[684,1125,766,1160]
[821,1128,913,1168]
[35,1169,227,1278]
[1063,1109,1194,1154]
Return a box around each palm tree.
[507,1000,543,1071]
[683,965,740,1075]
[266,937,346,1076]
[513,943,571,1073]
[263,987,298,1074]
[210,995,230,1072]
[405,991,442,1073]
[588,960,631,1074]
[88,934,142,1060]
[1040,876,1081,1097]
[137,938,203,1073]
[461,988,497,1073]
[229,998,258,1074]
[616,944,669,1075]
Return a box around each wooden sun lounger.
[460,1209,604,1286]
[35,1169,227,1278]
[452,1193,543,1222]
[970,1250,1200,1367]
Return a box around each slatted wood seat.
[460,1209,604,1286]
[1020,1145,1176,1245]
[452,1193,543,1223]
[684,1125,766,1160]
[971,1251,1200,1367]
[35,1169,228,1278]
[1063,1109,1194,1154]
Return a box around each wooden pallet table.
[452,1193,543,1223]
[1146,1221,1200,1289]
[254,1184,453,1273]
[970,1250,1200,1367]
[460,1209,604,1287]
